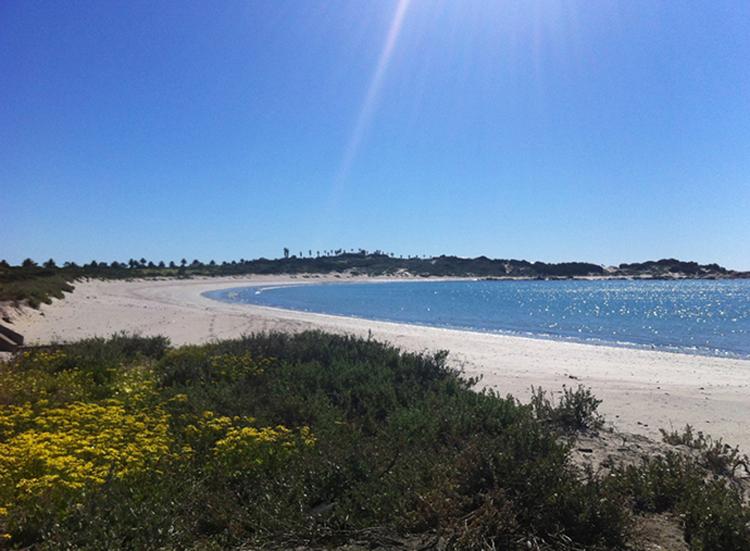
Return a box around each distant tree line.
[1,251,740,283]
[1,252,744,309]
[617,258,728,276]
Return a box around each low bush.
[611,451,750,550]
[661,424,750,477]
[0,332,747,550]
[530,385,604,432]
[0,272,75,309]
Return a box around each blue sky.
[2,1,749,269]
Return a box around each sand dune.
[10,276,750,451]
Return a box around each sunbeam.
[331,0,411,197]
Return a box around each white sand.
[9,276,750,450]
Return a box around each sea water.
[204,279,750,358]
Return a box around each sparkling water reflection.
[205,280,750,358]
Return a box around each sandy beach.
[8,275,750,451]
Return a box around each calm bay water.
[204,280,750,358]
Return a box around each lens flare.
[331,0,411,197]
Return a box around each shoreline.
[204,283,750,362]
[7,275,750,450]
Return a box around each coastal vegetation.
[1,253,743,311]
[0,331,748,549]
[0,260,75,310]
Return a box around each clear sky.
[2,1,749,269]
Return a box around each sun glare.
[330,0,411,199]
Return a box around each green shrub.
[0,272,75,308]
[1,332,749,550]
[661,424,749,477]
[530,385,604,432]
[611,451,750,550]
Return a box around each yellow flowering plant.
[14,350,70,373]
[209,353,268,381]
[0,400,173,538]
[0,367,93,407]
[178,410,314,469]
[112,364,159,406]
[0,338,316,546]
[157,348,270,386]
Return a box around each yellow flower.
[0,401,172,517]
